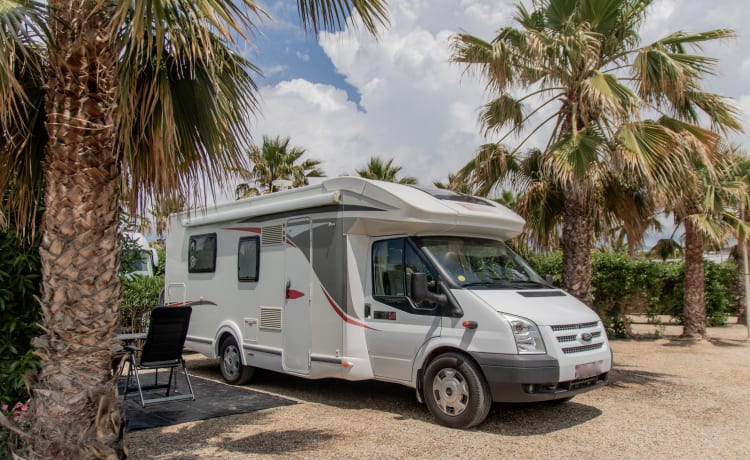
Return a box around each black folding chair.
[120,306,195,406]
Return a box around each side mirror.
[544,273,554,286]
[410,272,447,307]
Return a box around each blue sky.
[230,0,750,246]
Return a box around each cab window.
[372,238,439,309]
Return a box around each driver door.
[364,238,441,382]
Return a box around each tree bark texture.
[562,191,594,307]
[737,236,748,326]
[28,1,125,458]
[682,218,707,338]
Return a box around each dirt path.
[128,323,750,459]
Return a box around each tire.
[423,352,492,428]
[219,336,254,385]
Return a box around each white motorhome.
[164,177,611,428]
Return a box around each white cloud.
[295,51,310,62]
[247,0,750,193]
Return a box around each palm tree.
[356,156,417,184]
[234,135,325,198]
[0,1,387,457]
[149,196,187,240]
[433,174,471,194]
[451,0,740,306]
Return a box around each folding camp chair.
[120,306,195,406]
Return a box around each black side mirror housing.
[411,272,447,307]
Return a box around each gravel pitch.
[127,321,750,459]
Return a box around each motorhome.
[164,177,611,428]
[122,231,159,278]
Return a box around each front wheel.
[219,336,254,384]
[423,352,492,428]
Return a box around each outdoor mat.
[118,373,296,431]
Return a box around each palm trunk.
[682,217,706,338]
[562,191,594,307]
[28,1,125,457]
[738,236,748,327]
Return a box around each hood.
[466,289,601,326]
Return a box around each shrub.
[120,275,165,333]
[0,226,41,408]
[525,250,739,335]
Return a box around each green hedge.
[0,227,41,407]
[527,251,739,337]
[120,275,165,333]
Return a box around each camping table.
[116,332,146,345]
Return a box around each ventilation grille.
[551,321,598,332]
[562,343,604,354]
[262,225,284,246]
[259,307,282,330]
[556,331,602,343]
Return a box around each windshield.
[418,236,548,289]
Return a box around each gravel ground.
[128,321,750,459]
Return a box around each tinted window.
[238,236,260,281]
[188,233,217,273]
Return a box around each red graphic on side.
[286,289,305,300]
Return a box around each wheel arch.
[414,344,486,403]
[215,322,243,363]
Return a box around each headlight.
[503,314,546,354]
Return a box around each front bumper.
[470,352,609,403]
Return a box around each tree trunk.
[562,191,594,307]
[28,1,125,458]
[737,236,748,327]
[682,217,706,338]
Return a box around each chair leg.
[182,359,195,401]
[132,366,147,407]
[166,368,175,396]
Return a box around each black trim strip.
[186,335,213,345]
[310,354,343,364]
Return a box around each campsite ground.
[128,319,750,459]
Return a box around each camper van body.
[165,177,611,427]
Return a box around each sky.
[228,0,750,223]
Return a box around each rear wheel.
[219,336,254,384]
[423,352,491,428]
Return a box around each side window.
[238,236,260,281]
[188,233,217,273]
[372,239,405,296]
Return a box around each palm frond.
[296,0,389,35]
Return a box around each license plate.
[575,360,603,379]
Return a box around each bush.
[120,275,165,333]
[525,250,739,336]
[0,226,41,408]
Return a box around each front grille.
[562,343,603,354]
[551,321,598,332]
[556,331,602,343]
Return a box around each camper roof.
[178,177,525,239]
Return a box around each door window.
[372,238,439,311]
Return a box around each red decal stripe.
[286,289,305,300]
[321,287,377,330]
[224,227,261,234]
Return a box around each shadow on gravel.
[184,357,605,436]
[660,337,748,348]
[479,401,602,435]
[607,365,670,388]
